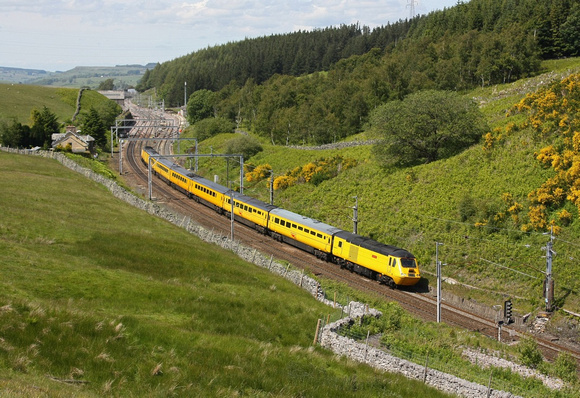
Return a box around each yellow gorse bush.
[245,163,272,182]
[505,73,580,232]
[270,155,357,190]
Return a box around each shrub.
[273,175,296,190]
[458,195,477,222]
[224,135,263,159]
[553,352,578,383]
[245,163,272,183]
[193,117,234,141]
[517,337,543,369]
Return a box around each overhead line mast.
[407,0,417,19]
[544,227,555,312]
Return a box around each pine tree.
[82,107,107,150]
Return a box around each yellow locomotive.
[142,147,421,288]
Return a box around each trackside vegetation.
[176,59,580,322]
[0,151,452,397]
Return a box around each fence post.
[487,368,493,398]
[364,330,370,361]
[423,351,429,383]
[300,269,304,287]
[313,319,322,346]
[268,254,273,270]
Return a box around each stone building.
[51,125,95,154]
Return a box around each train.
[142,146,421,288]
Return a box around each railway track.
[116,105,580,365]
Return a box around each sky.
[0,0,461,72]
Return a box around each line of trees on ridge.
[140,0,579,148]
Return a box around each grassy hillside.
[182,58,580,320]
[28,65,153,89]
[0,83,112,126]
[0,151,450,397]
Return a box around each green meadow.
[0,151,451,397]
[0,83,110,126]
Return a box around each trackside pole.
[436,242,443,323]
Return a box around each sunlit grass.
[0,151,451,397]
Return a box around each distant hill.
[0,66,50,84]
[0,63,157,89]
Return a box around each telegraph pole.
[352,196,359,234]
[544,227,555,312]
[436,242,444,323]
[269,170,274,205]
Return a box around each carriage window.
[317,233,322,238]
[292,224,297,229]
[298,226,303,231]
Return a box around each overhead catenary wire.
[480,258,541,280]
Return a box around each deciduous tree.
[186,89,215,124]
[371,90,488,167]
[0,118,30,148]
[81,107,107,149]
[30,106,60,148]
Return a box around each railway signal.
[504,299,513,323]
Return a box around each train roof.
[334,230,415,258]
[187,171,231,195]
[230,191,278,212]
[269,208,342,236]
[144,146,230,195]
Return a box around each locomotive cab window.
[401,258,416,268]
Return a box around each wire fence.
[340,327,560,398]
[316,288,567,398]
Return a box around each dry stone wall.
[320,316,522,398]
[1,147,524,397]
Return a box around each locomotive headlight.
[400,273,407,277]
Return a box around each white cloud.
[0,0,460,70]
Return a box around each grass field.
[0,151,452,397]
[0,83,114,126]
